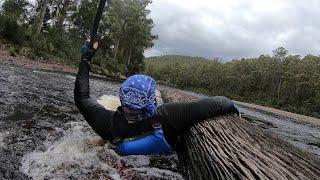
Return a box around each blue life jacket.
[116,129,172,155]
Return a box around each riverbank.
[1,54,319,126]
[0,54,78,73]
[234,101,320,126]
[0,54,126,82]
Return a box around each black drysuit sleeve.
[157,96,237,148]
[74,61,114,141]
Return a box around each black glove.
[80,41,97,61]
[230,104,241,117]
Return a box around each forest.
[0,0,156,75]
[145,49,320,118]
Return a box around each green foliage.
[0,15,20,42]
[7,45,19,56]
[145,53,320,118]
[0,0,30,44]
[71,0,99,38]
[1,0,29,19]
[273,47,288,62]
[0,15,30,44]
[0,0,156,73]
[104,0,157,74]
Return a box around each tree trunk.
[160,89,320,180]
[113,21,127,64]
[113,38,120,64]
[126,39,135,68]
[55,0,62,22]
[35,0,49,34]
[277,77,282,100]
[57,0,70,31]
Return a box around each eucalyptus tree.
[34,0,49,34]
[273,47,288,100]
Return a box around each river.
[0,61,319,179]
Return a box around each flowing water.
[0,62,181,179]
[0,61,319,179]
[240,107,320,156]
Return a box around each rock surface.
[160,89,320,180]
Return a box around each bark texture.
[35,0,49,34]
[161,89,320,180]
[57,0,70,30]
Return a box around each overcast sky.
[144,0,320,61]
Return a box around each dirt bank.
[0,55,77,74]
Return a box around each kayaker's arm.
[158,96,239,148]
[74,43,114,141]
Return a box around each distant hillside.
[144,51,320,119]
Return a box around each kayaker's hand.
[80,41,99,61]
[230,104,241,118]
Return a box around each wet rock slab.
[159,87,320,157]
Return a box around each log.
[160,89,320,180]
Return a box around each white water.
[20,121,121,179]
[20,94,182,179]
[0,131,9,148]
[0,133,3,148]
[97,94,121,111]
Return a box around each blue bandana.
[119,75,157,120]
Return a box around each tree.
[71,0,97,38]
[273,47,288,101]
[273,46,288,62]
[1,0,29,20]
[0,0,156,73]
[34,0,49,34]
[0,0,30,44]
[56,0,71,31]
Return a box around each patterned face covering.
[122,107,149,122]
[119,75,157,121]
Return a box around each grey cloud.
[145,0,320,61]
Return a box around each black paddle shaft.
[90,0,108,47]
